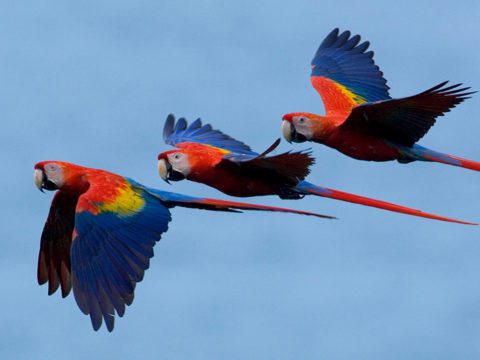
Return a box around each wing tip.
[163,113,176,142]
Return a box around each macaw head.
[34,161,86,192]
[157,150,191,183]
[281,113,318,143]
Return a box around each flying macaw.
[281,28,479,171]
[34,161,334,331]
[157,114,474,224]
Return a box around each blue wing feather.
[311,28,391,102]
[163,114,256,155]
[70,177,331,332]
[72,186,171,331]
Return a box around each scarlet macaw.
[34,161,333,331]
[157,114,474,224]
[281,28,479,170]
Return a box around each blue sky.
[1,0,480,359]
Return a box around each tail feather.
[145,187,336,219]
[296,181,476,225]
[410,145,480,172]
[183,198,336,219]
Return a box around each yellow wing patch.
[98,183,146,217]
[335,82,367,105]
[204,144,232,155]
[311,76,367,116]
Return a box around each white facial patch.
[293,116,314,139]
[167,152,191,176]
[43,163,65,188]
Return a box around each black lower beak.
[165,162,186,182]
[291,126,307,143]
[169,170,186,182]
[42,172,59,191]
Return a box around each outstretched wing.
[311,28,391,116]
[163,114,256,155]
[37,191,77,298]
[71,175,171,332]
[339,82,475,147]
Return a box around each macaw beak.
[34,169,59,192]
[158,158,187,183]
[281,120,293,143]
[157,159,171,184]
[282,119,307,143]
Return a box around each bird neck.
[310,115,342,142]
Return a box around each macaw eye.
[46,164,58,172]
[298,117,306,123]
[173,153,182,160]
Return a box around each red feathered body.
[159,115,477,224]
[283,28,477,170]
[326,126,402,161]
[169,142,311,198]
[293,114,403,161]
[189,165,282,197]
[36,160,335,332]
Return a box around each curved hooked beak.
[34,169,59,192]
[158,159,187,184]
[281,120,293,143]
[281,120,307,143]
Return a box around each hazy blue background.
[1,0,480,358]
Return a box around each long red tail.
[147,188,336,219]
[296,181,476,225]
[411,145,480,172]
